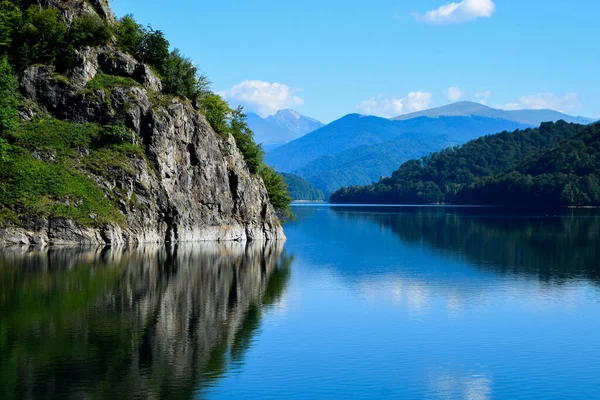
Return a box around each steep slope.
[246,109,323,152]
[265,114,405,172]
[0,0,284,245]
[330,121,590,205]
[266,114,530,173]
[295,133,452,195]
[267,114,530,193]
[281,173,324,201]
[393,101,592,126]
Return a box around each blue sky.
[110,0,599,123]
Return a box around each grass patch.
[6,119,97,157]
[85,143,144,175]
[86,72,139,92]
[51,72,70,86]
[148,90,176,115]
[0,119,148,227]
[0,149,125,226]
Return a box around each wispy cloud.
[219,80,303,117]
[475,90,492,105]
[357,92,433,118]
[445,86,465,102]
[498,93,581,113]
[413,0,496,24]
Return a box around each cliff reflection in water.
[332,206,600,284]
[0,242,292,399]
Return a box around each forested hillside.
[281,173,324,201]
[460,123,600,206]
[331,121,599,207]
[294,133,452,195]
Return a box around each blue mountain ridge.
[263,102,592,196]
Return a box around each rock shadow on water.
[0,241,293,399]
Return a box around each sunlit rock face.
[4,47,285,245]
[0,1,284,245]
[0,243,292,399]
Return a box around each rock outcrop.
[32,0,116,23]
[0,6,285,246]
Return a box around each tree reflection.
[0,242,293,399]
[332,206,600,284]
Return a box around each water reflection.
[0,243,292,399]
[330,206,600,284]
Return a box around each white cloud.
[356,96,403,118]
[498,93,581,113]
[445,86,465,102]
[413,0,496,24]
[357,92,433,118]
[406,92,433,112]
[475,90,492,105]
[219,80,303,117]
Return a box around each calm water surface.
[1,205,600,399]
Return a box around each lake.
[1,205,600,399]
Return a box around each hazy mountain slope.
[265,114,406,172]
[266,114,526,176]
[393,101,592,126]
[246,109,323,152]
[295,134,453,195]
[281,173,324,201]
[267,109,323,136]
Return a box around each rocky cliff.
[0,1,285,245]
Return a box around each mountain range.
[246,109,324,152]
[392,101,593,125]
[331,120,600,207]
[264,102,594,197]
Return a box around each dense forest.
[281,173,324,201]
[331,121,600,207]
[0,1,292,223]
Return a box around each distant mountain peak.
[394,101,492,120]
[273,109,302,120]
[392,101,592,126]
[246,109,324,152]
[269,109,324,125]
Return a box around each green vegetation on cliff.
[331,121,600,207]
[0,118,141,226]
[0,1,292,226]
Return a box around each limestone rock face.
[32,0,115,23]
[3,45,285,245]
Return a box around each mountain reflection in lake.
[0,243,291,399]
[330,206,600,284]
